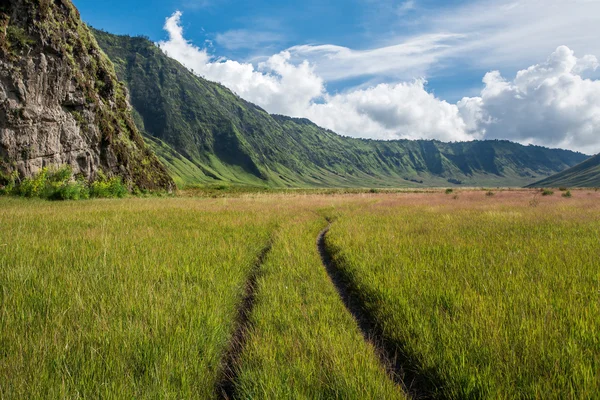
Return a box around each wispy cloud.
[349,0,600,75]
[424,0,600,69]
[288,33,466,82]
[396,0,416,16]
[215,29,285,51]
[180,0,227,10]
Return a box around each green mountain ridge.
[92,29,589,188]
[529,154,600,188]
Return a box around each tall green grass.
[326,192,600,398]
[0,198,275,398]
[235,211,404,398]
[2,191,599,399]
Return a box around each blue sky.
[75,0,484,101]
[73,0,600,153]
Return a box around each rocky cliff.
[0,0,173,190]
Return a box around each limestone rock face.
[0,50,101,179]
[0,0,174,190]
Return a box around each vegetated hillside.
[0,0,173,190]
[92,29,588,188]
[528,153,600,188]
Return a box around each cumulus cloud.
[158,12,600,153]
[158,11,324,116]
[304,80,472,142]
[458,46,600,152]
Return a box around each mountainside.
[0,0,173,190]
[92,29,589,188]
[529,154,600,188]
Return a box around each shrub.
[559,187,568,192]
[445,189,454,195]
[486,191,495,197]
[18,168,50,198]
[14,166,87,199]
[0,170,18,195]
[542,189,554,196]
[562,190,572,198]
[48,181,90,201]
[48,165,73,183]
[3,165,128,200]
[89,172,127,199]
[369,188,379,194]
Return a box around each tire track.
[216,242,272,400]
[317,225,437,400]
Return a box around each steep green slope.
[0,0,173,191]
[529,154,600,188]
[92,29,588,188]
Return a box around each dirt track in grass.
[216,242,272,399]
[318,224,438,400]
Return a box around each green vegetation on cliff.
[92,29,588,189]
[0,0,173,191]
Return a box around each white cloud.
[287,33,464,82]
[158,12,600,154]
[158,11,324,116]
[214,29,284,50]
[304,80,472,142]
[396,0,416,16]
[427,0,600,70]
[317,0,600,83]
[181,0,225,10]
[458,46,600,152]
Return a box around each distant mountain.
[92,29,588,188]
[529,154,600,188]
[0,0,173,191]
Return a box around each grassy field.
[0,197,276,398]
[1,190,599,398]
[235,208,403,398]
[326,190,600,399]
